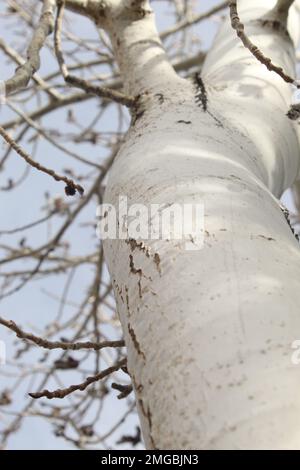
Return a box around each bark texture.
[100,0,300,449]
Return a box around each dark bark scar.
[257,18,290,39]
[125,286,130,315]
[129,254,144,298]
[129,254,143,276]
[153,252,161,276]
[127,323,146,360]
[194,73,224,127]
[155,93,164,104]
[280,204,299,242]
[138,398,156,449]
[194,72,208,111]
[112,279,124,303]
[126,238,151,257]
[257,235,275,241]
[131,93,146,125]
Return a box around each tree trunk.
[100,0,300,449]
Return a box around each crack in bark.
[193,73,224,127]
[194,72,208,111]
[153,252,161,276]
[129,254,143,298]
[127,323,146,359]
[154,93,164,104]
[126,238,151,257]
[112,279,124,303]
[280,204,300,241]
[125,286,130,315]
[129,254,143,276]
[138,398,156,449]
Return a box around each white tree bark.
[91,0,300,449]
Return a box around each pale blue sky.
[1,0,295,450]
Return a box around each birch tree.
[1,0,300,450]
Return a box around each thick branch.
[54,0,135,107]
[276,0,295,14]
[0,39,61,100]
[61,0,103,20]
[5,0,56,95]
[268,0,296,24]
[103,0,181,95]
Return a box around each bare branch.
[0,39,61,100]
[29,358,127,399]
[5,0,56,95]
[0,213,54,236]
[228,1,298,87]
[0,316,125,351]
[161,1,227,40]
[0,126,84,196]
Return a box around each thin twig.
[228,1,298,87]
[0,212,54,236]
[161,1,227,39]
[29,358,127,399]
[0,126,84,196]
[0,316,125,351]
